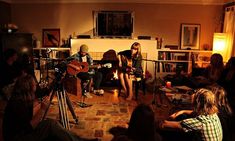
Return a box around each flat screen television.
[94,11,133,38]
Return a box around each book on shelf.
[158,52,188,61]
[157,62,188,73]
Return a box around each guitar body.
[67,60,112,75]
[67,60,89,75]
[126,58,133,74]
[121,55,133,74]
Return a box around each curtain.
[223,5,235,62]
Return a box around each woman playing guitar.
[117,42,143,100]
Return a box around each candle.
[166,81,171,88]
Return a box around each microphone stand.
[45,48,52,81]
[142,59,163,107]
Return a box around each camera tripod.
[42,76,78,130]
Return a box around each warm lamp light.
[213,33,228,61]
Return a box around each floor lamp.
[213,33,229,62]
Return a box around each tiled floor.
[44,87,173,141]
[0,87,201,141]
[1,86,235,141]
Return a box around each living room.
[0,0,235,141]
[1,0,234,78]
[0,0,229,50]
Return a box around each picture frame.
[180,24,200,50]
[42,28,60,47]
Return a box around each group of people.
[2,42,234,141]
[0,41,144,101]
[200,53,235,113]
[157,53,235,141]
[0,48,101,141]
[160,86,232,141]
[0,42,144,141]
[111,83,233,141]
[0,48,34,100]
[111,52,235,141]
[64,42,144,101]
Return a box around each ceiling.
[1,0,229,5]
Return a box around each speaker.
[77,35,91,39]
[137,36,151,40]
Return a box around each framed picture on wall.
[42,28,60,47]
[180,24,200,50]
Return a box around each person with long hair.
[218,57,235,112]
[204,53,224,83]
[114,104,162,141]
[161,88,223,141]
[207,84,233,141]
[2,74,98,141]
[0,48,19,100]
[117,42,143,100]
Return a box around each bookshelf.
[33,47,70,82]
[156,49,212,77]
[33,47,70,70]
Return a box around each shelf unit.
[33,47,70,82]
[33,47,70,69]
[156,49,212,77]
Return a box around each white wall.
[11,3,223,50]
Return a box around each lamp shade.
[213,33,228,62]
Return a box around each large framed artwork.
[42,28,60,47]
[180,24,200,50]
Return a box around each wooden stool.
[64,76,82,96]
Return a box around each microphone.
[141,58,158,62]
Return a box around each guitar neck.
[89,64,101,69]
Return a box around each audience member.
[113,104,162,141]
[18,53,35,77]
[117,42,143,100]
[161,88,223,141]
[218,57,235,111]
[2,74,98,141]
[0,48,20,100]
[203,53,224,83]
[207,84,233,141]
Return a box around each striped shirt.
[180,114,223,141]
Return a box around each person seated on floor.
[170,53,224,89]
[163,64,190,86]
[206,84,233,141]
[113,104,162,141]
[202,53,224,84]
[65,44,103,97]
[160,88,223,141]
[218,57,235,112]
[117,42,143,100]
[3,74,99,141]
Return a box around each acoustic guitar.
[121,56,135,75]
[67,60,112,75]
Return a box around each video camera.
[54,62,67,81]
